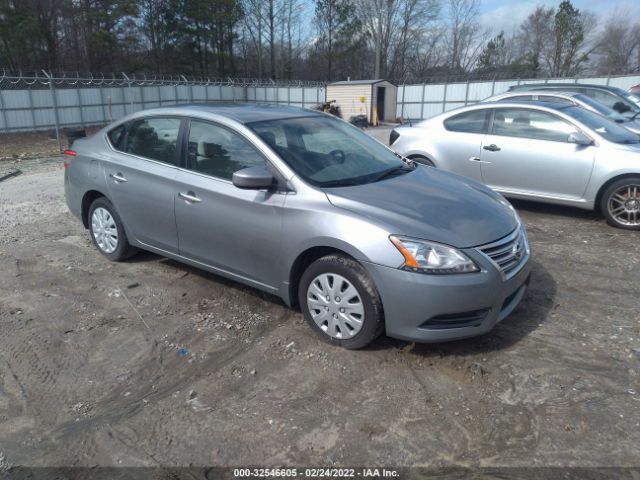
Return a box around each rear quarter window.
[443,109,490,134]
[107,124,126,151]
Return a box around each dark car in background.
[509,83,640,117]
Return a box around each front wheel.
[298,254,384,349]
[601,177,640,230]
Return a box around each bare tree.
[442,0,487,73]
[594,17,640,74]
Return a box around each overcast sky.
[479,0,640,35]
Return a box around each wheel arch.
[404,151,438,167]
[594,173,640,213]
[81,190,109,228]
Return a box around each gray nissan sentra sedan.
[64,104,531,349]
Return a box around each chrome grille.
[477,226,529,278]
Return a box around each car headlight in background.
[390,236,479,274]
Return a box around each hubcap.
[306,273,364,339]
[608,185,640,226]
[91,207,118,253]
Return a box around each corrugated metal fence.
[0,72,326,150]
[2,71,640,151]
[396,74,640,120]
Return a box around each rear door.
[104,116,182,253]
[174,118,286,290]
[438,108,490,180]
[479,107,595,199]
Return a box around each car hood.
[323,166,518,249]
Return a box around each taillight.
[63,149,76,169]
[389,129,400,145]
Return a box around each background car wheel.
[409,155,435,167]
[601,177,640,230]
[88,197,137,261]
[298,254,384,349]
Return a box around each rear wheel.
[601,177,640,230]
[88,197,137,261]
[298,254,384,349]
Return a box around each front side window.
[125,117,181,165]
[248,116,407,187]
[585,89,638,113]
[443,109,490,134]
[491,108,577,142]
[187,120,265,180]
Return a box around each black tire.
[409,155,435,167]
[600,176,640,230]
[88,197,137,261]
[298,254,384,349]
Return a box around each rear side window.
[538,95,573,105]
[498,95,533,102]
[443,109,490,133]
[125,117,181,165]
[187,120,265,180]
[107,124,126,150]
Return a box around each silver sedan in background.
[390,101,640,229]
[483,90,640,134]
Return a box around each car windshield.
[563,106,640,144]
[247,116,409,187]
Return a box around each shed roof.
[328,79,395,86]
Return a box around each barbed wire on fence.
[0,70,327,90]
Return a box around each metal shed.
[326,79,397,124]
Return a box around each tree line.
[0,0,639,82]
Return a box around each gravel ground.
[0,137,639,473]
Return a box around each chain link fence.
[0,71,326,152]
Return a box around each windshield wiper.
[370,164,415,183]
[320,179,362,188]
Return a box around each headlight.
[389,236,479,274]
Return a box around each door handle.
[178,191,201,203]
[483,144,501,152]
[469,156,492,164]
[109,172,127,183]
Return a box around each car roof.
[136,103,320,124]
[469,100,576,111]
[497,90,578,97]
[509,83,614,91]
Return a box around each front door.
[174,119,286,290]
[437,108,490,180]
[480,107,595,199]
[104,116,182,253]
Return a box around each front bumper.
[362,247,532,343]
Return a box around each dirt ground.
[0,143,639,473]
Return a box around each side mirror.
[613,101,632,113]
[567,131,593,146]
[232,166,276,190]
